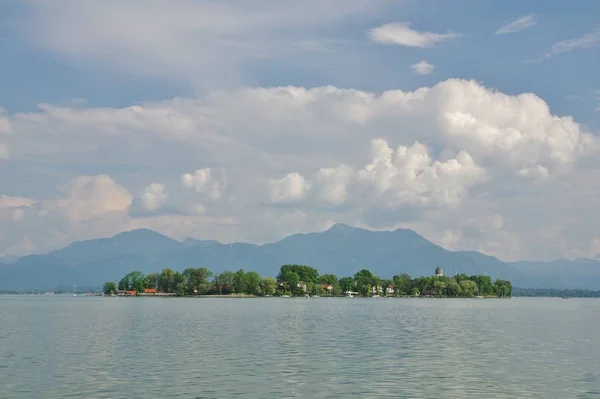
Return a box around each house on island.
[297,282,307,293]
[116,290,137,296]
[371,285,383,295]
[386,285,395,296]
[143,288,158,296]
[320,284,334,296]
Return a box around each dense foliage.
[105,264,512,298]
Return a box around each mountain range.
[1,223,599,290]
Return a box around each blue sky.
[1,0,599,123]
[0,0,599,260]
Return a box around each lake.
[1,296,599,398]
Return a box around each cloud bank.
[0,79,598,261]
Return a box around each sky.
[1,0,600,261]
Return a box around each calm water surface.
[1,296,599,398]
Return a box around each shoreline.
[103,294,507,299]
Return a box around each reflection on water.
[1,296,599,398]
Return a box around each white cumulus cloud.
[369,22,462,47]
[268,172,310,204]
[140,183,168,212]
[410,61,435,75]
[181,168,226,201]
[270,139,486,210]
[51,175,132,221]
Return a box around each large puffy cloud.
[181,168,226,201]
[268,173,310,204]
[1,79,599,260]
[6,79,594,177]
[0,176,131,255]
[140,183,168,212]
[50,175,132,221]
[269,139,486,210]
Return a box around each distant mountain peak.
[182,237,221,248]
[113,228,166,239]
[325,223,360,233]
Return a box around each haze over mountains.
[1,224,599,291]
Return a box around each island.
[103,264,512,298]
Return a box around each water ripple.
[1,296,600,398]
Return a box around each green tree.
[103,281,117,295]
[214,271,235,295]
[245,271,262,295]
[338,277,354,293]
[354,269,374,281]
[212,273,223,295]
[393,273,411,296]
[130,271,146,292]
[159,268,175,293]
[233,269,247,295]
[493,279,512,297]
[278,265,319,284]
[318,274,338,285]
[471,275,493,296]
[446,279,464,298]
[118,271,145,292]
[183,267,212,295]
[118,277,128,291]
[433,280,447,297]
[279,270,300,296]
[145,273,160,289]
[261,277,277,296]
[354,269,378,297]
[313,285,325,297]
[459,280,478,297]
[173,272,185,294]
[446,279,462,297]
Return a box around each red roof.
[126,290,137,295]
[144,288,157,293]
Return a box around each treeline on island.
[103,264,512,298]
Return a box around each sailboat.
[73,283,77,297]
